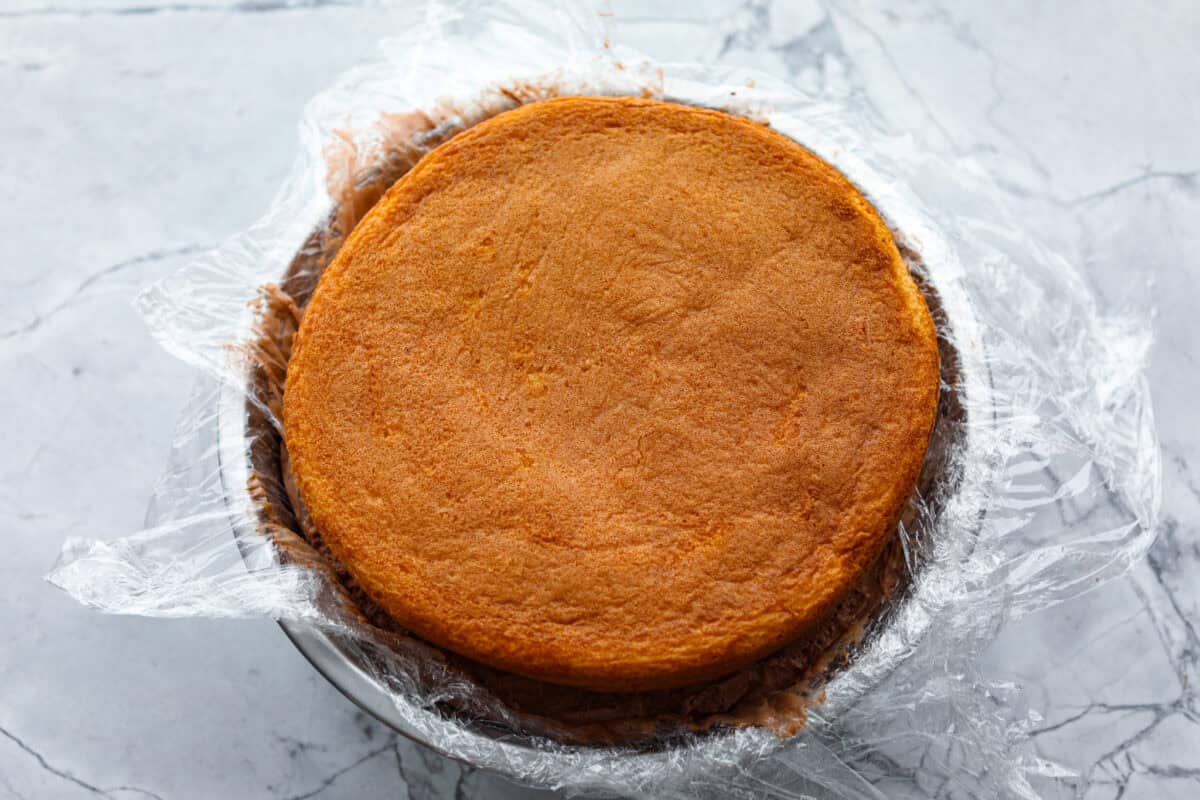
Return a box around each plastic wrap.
[49,1,1160,797]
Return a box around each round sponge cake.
[283,96,939,692]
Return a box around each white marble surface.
[2,1,1197,797]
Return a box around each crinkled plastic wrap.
[49,1,1160,797]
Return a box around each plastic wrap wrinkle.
[47,1,1159,797]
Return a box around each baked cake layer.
[283,96,939,692]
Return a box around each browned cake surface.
[283,96,939,692]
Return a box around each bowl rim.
[215,91,998,785]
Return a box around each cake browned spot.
[283,96,939,692]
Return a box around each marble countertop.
[3,1,1197,797]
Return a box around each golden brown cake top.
[283,96,939,692]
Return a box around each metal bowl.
[217,97,995,785]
